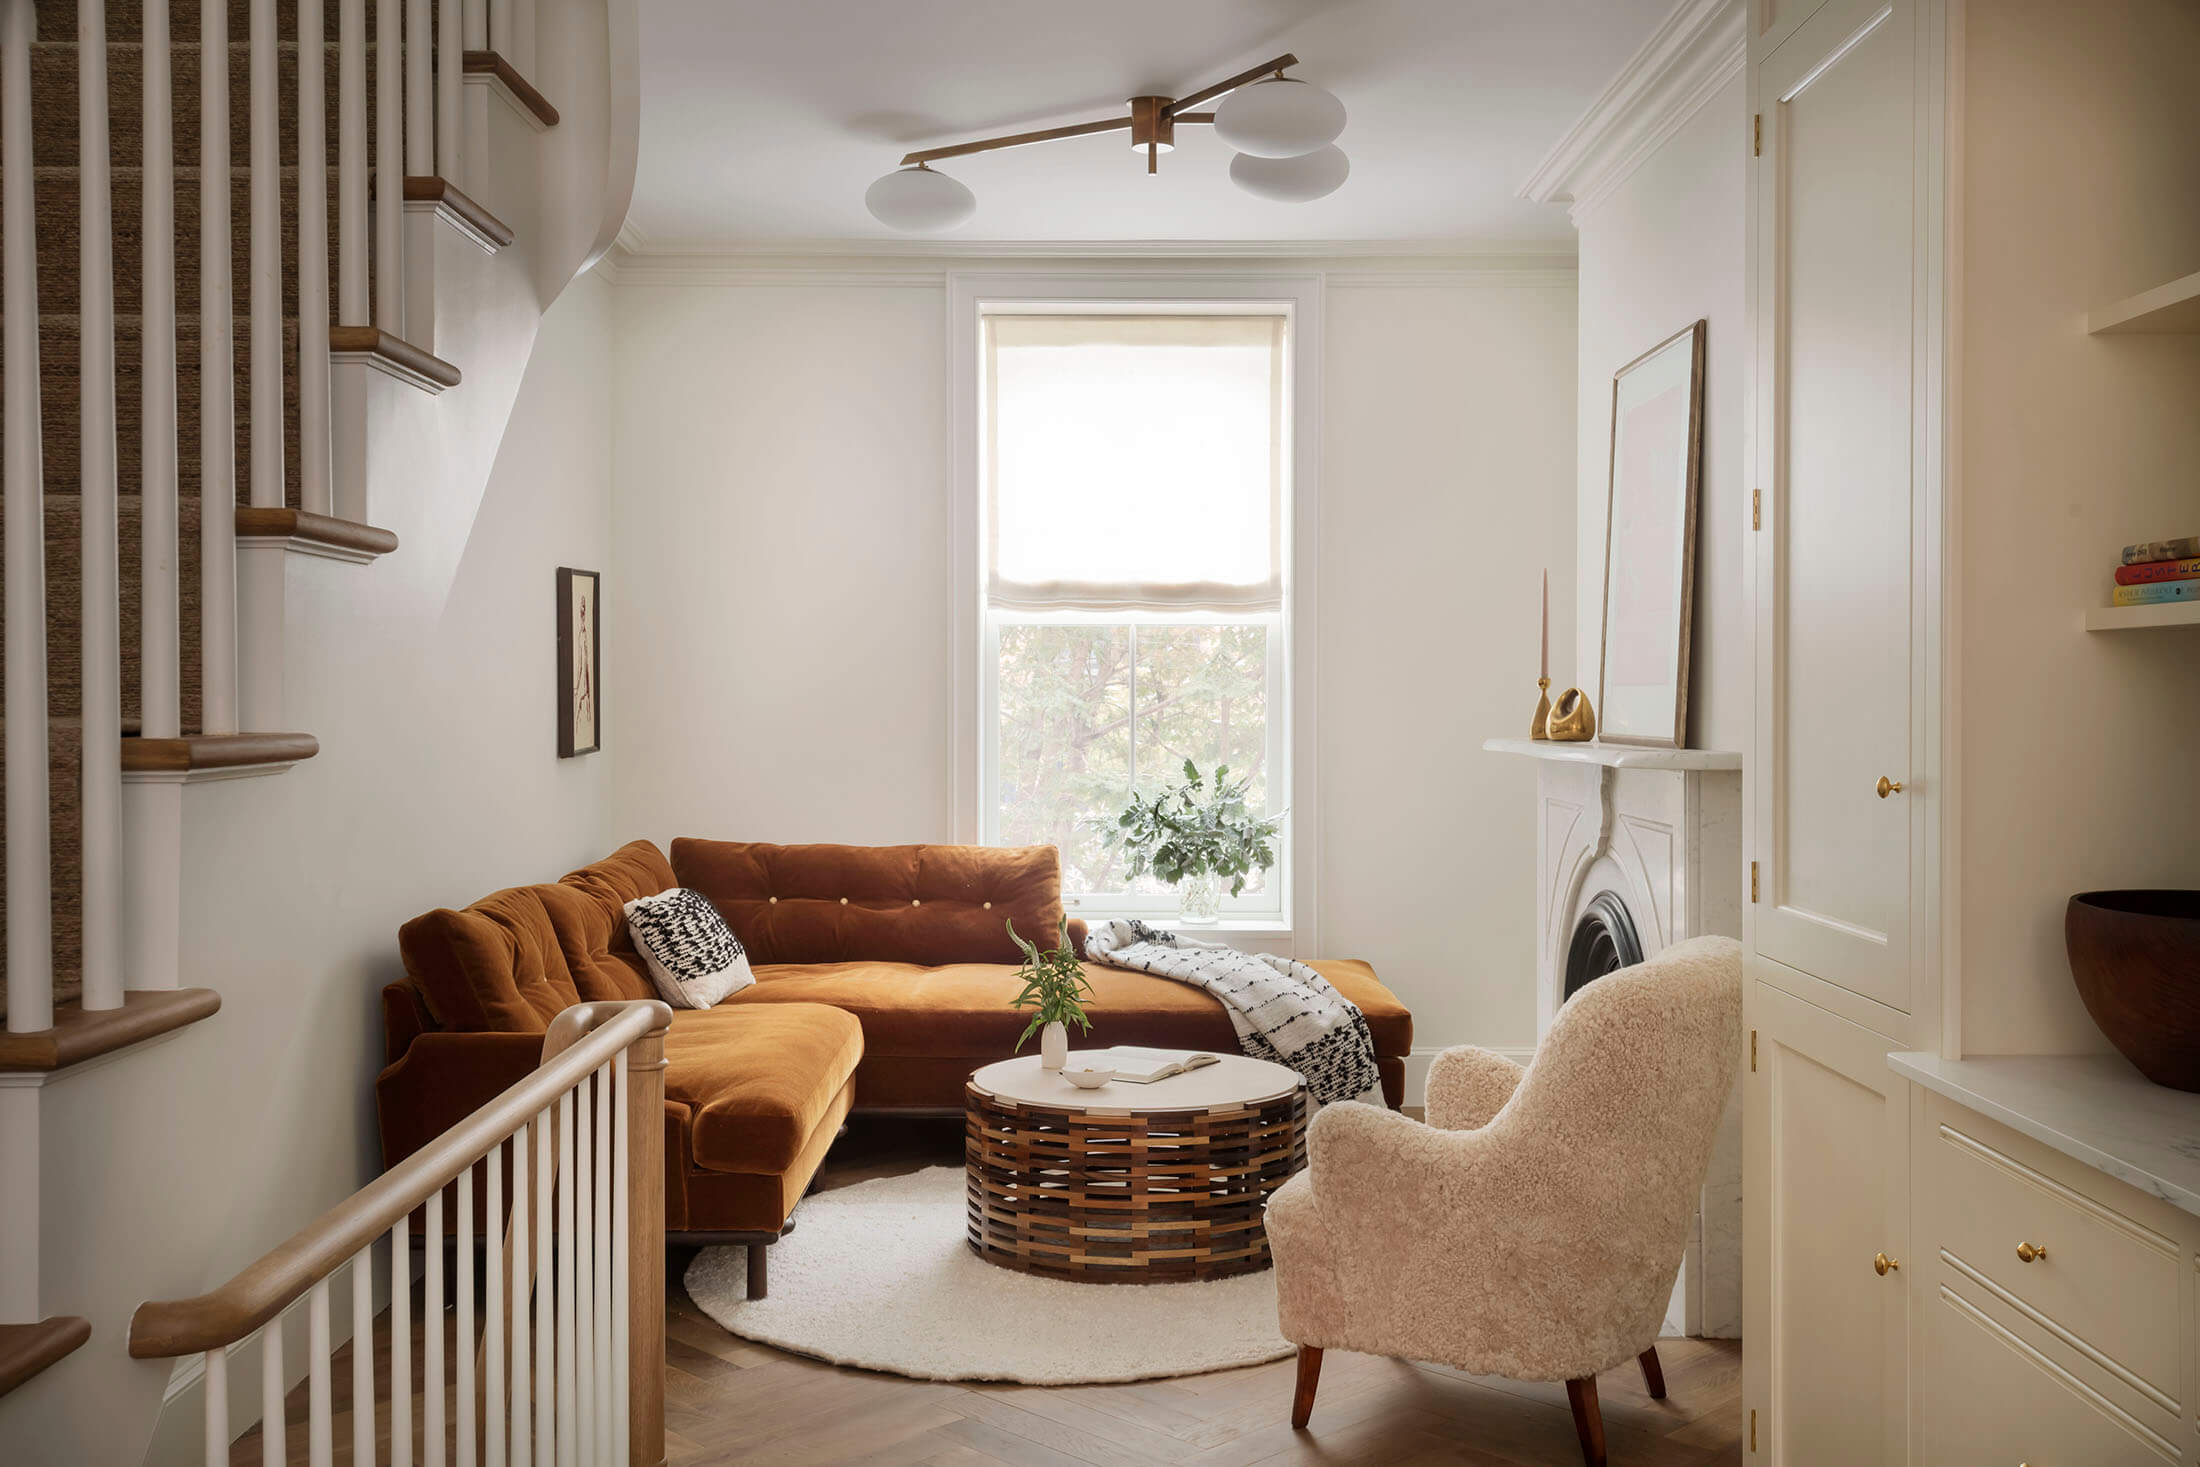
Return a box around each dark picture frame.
[556,567,601,757]
[1596,320,1707,748]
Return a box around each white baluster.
[198,0,239,734]
[76,0,122,1013]
[426,1187,445,1467]
[594,1063,612,1465]
[298,0,333,515]
[574,1081,591,1461]
[535,1109,554,1461]
[438,0,463,183]
[375,0,402,333]
[486,1141,506,1467]
[393,1214,412,1467]
[203,1345,229,1467]
[262,1313,286,1462]
[406,0,431,175]
[464,0,486,51]
[339,0,368,322]
[613,1053,629,1462]
[248,0,283,510]
[512,0,533,78]
[309,1280,333,1467]
[459,1167,475,1467]
[488,0,510,55]
[139,0,179,739]
[510,1124,530,1467]
[2,0,53,1034]
[353,1243,375,1467]
[557,1089,576,1467]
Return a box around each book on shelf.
[1081,1046,1222,1084]
[2112,580,2200,607]
[2115,557,2200,586]
[2122,535,2200,566]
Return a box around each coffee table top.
[968,1052,1303,1115]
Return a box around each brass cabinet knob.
[1873,1252,1900,1276]
[1876,776,1905,799]
[2016,1241,2048,1263]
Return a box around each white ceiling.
[628,0,1672,248]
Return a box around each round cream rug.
[683,1165,1295,1384]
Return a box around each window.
[978,311,1292,917]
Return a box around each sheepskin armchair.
[1265,935,1742,1466]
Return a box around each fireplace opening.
[1564,890,1644,1003]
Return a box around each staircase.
[0,0,631,1414]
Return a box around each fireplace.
[1485,737,1744,1339]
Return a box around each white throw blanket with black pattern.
[1084,919,1383,1106]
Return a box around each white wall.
[1572,74,1748,756]
[609,264,1578,1060]
[1,276,619,1464]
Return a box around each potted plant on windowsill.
[1103,761,1284,925]
[1008,918,1095,1070]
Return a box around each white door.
[1744,982,1911,1466]
[1751,0,1931,1015]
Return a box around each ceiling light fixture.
[863,53,1348,232]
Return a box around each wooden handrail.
[127,999,671,1360]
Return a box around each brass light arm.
[1164,53,1299,117]
[900,115,1136,167]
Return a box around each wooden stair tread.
[235,506,398,558]
[463,51,559,127]
[0,1316,93,1397]
[328,325,462,388]
[402,175,516,248]
[0,988,219,1072]
[122,731,319,773]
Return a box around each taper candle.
[1540,568,1549,681]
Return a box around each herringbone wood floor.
[237,1117,1744,1466]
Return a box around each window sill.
[1071,914,1295,943]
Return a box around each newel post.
[623,1006,670,1466]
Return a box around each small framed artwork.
[1597,320,1706,748]
[556,567,601,757]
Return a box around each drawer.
[1923,1276,2180,1467]
[1920,1112,2182,1405]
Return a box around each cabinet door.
[1744,982,1909,1465]
[1750,0,1934,1014]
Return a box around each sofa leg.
[1565,1376,1607,1467]
[1638,1343,1667,1399]
[746,1241,768,1301]
[1290,1346,1323,1429]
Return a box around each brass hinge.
[1753,114,1762,156]
[1750,860,1759,902]
[1752,487,1762,530]
[1750,1030,1758,1073]
[1750,1407,1758,1450]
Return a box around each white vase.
[1177,869,1221,924]
[1040,1021,1068,1070]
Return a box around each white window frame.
[949,273,1323,948]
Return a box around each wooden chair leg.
[1565,1376,1608,1467]
[1290,1346,1323,1429]
[1638,1343,1667,1399]
[746,1240,768,1300]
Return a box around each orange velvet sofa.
[377,838,1412,1295]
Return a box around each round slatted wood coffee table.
[964,1053,1309,1283]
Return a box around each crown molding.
[608,234,1575,261]
[1516,0,1745,222]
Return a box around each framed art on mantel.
[1597,320,1705,748]
[557,567,601,757]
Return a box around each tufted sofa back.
[671,839,1082,966]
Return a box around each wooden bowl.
[2066,891,2200,1091]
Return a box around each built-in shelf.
[2088,269,2200,334]
[1482,737,1742,771]
[2084,601,2200,632]
[1890,1052,2200,1218]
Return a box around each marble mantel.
[1481,737,1744,771]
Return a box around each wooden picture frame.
[1596,320,1706,748]
[556,567,601,757]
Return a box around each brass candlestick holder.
[1531,676,1552,739]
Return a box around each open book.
[1084,1046,1222,1084]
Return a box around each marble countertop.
[1481,738,1743,771]
[1889,1051,2200,1218]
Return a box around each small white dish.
[1061,1067,1116,1090]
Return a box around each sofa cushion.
[400,886,578,1033]
[552,840,676,1003]
[671,840,1068,966]
[722,957,1411,1062]
[663,1003,865,1175]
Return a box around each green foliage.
[1100,760,1284,898]
[1007,917,1097,1052]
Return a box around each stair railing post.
[198,0,241,736]
[298,0,334,516]
[621,1015,667,1466]
[375,0,403,334]
[248,0,284,513]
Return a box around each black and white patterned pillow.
[623,889,754,1009]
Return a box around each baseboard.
[1402,1044,1538,1109]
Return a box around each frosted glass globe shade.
[865,166,976,232]
[1213,78,1346,158]
[1229,145,1350,203]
